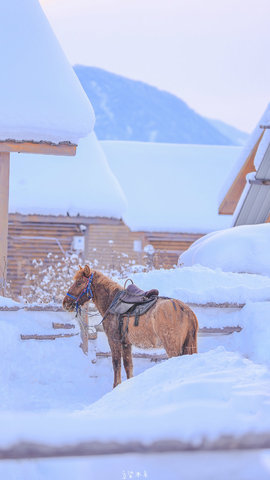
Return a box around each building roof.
[102,141,242,233]
[9,133,127,219]
[219,104,270,216]
[0,0,94,145]
[234,128,270,225]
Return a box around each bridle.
[66,273,94,316]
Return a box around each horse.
[63,265,198,388]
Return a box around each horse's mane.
[73,267,122,292]
[93,269,123,292]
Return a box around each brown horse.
[63,265,198,388]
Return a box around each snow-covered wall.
[10,133,127,219]
[0,0,94,144]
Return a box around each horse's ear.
[83,265,91,277]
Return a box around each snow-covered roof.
[102,141,242,233]
[233,105,270,226]
[221,103,270,205]
[9,133,127,219]
[0,0,94,145]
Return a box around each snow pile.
[231,302,270,365]
[179,224,270,275]
[0,0,94,143]
[0,311,110,410]
[0,347,269,447]
[127,264,270,304]
[0,296,22,309]
[10,132,127,218]
[103,141,241,233]
[77,348,270,443]
[0,310,155,411]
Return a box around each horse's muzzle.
[62,296,76,312]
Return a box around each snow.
[126,264,270,305]
[2,232,270,478]
[1,265,270,477]
[10,132,127,218]
[179,223,270,276]
[102,141,241,233]
[1,452,270,480]
[0,296,22,309]
[0,0,94,144]
[0,324,269,446]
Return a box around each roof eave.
[0,140,77,156]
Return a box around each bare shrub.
[21,251,154,305]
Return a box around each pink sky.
[40,0,270,132]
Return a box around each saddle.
[108,282,159,329]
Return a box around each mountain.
[74,65,233,145]
[207,118,249,146]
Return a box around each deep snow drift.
[127,264,270,305]
[179,223,270,276]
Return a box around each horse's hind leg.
[183,329,198,355]
[108,338,122,388]
[122,342,133,380]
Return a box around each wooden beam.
[0,433,269,460]
[52,322,75,330]
[8,213,123,226]
[0,152,10,295]
[219,130,265,215]
[0,141,76,156]
[20,334,78,340]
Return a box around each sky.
[40,0,270,133]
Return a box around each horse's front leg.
[122,342,133,380]
[108,337,122,388]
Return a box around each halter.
[66,273,94,316]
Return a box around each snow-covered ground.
[1,223,270,479]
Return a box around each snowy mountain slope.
[74,65,233,145]
[207,118,249,146]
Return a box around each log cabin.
[8,140,243,297]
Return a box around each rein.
[66,273,94,316]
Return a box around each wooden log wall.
[85,226,203,270]
[85,223,147,270]
[146,232,204,268]
[7,216,83,296]
[7,214,204,297]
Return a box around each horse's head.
[63,265,94,313]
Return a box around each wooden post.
[79,304,89,355]
[0,152,10,296]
